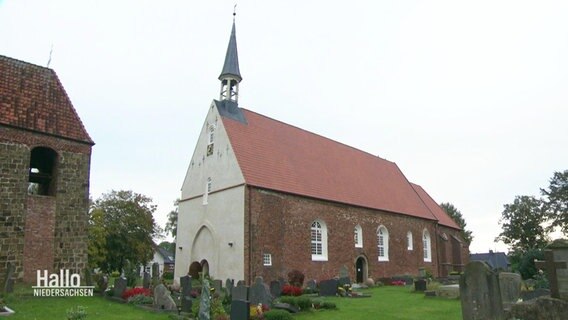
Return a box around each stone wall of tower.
[0,126,91,282]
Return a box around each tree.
[88,190,161,273]
[541,170,568,233]
[496,195,549,253]
[158,241,175,254]
[439,202,473,244]
[165,199,179,238]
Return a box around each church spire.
[219,12,242,103]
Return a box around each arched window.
[407,231,413,250]
[28,147,57,196]
[423,229,432,262]
[377,225,389,261]
[311,220,328,261]
[354,225,363,248]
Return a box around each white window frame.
[407,231,413,250]
[423,229,432,262]
[311,220,328,261]
[354,224,363,248]
[263,253,272,266]
[377,225,389,262]
[203,177,211,205]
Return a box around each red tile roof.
[223,108,454,223]
[411,183,461,229]
[0,55,93,144]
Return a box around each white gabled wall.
[175,101,246,282]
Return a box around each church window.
[407,231,413,250]
[354,225,363,248]
[377,225,389,261]
[311,220,328,261]
[423,229,432,262]
[206,125,215,156]
[203,177,211,205]
[263,253,272,266]
[28,147,57,196]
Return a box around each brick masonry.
[245,187,469,284]
[0,126,91,282]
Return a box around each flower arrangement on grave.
[250,303,270,320]
[281,284,302,296]
[390,280,406,286]
[121,287,152,300]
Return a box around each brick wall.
[246,187,468,284]
[0,125,91,282]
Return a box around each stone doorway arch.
[355,255,368,283]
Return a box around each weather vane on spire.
[233,4,237,19]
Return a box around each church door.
[356,257,365,283]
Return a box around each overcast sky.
[2,1,567,254]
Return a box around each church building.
[0,55,94,282]
[175,20,468,284]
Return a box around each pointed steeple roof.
[219,20,242,82]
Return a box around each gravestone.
[2,262,15,294]
[414,279,427,292]
[232,284,249,301]
[236,280,245,287]
[306,279,317,291]
[152,262,160,286]
[199,279,211,320]
[319,279,339,296]
[339,276,351,287]
[521,288,550,301]
[84,268,93,287]
[535,239,568,300]
[225,278,234,296]
[459,261,504,320]
[270,280,282,298]
[278,277,286,288]
[113,277,127,298]
[180,275,192,313]
[97,275,108,295]
[230,299,250,320]
[212,279,222,293]
[339,265,349,278]
[498,272,521,311]
[143,271,151,289]
[153,283,177,310]
[250,276,272,306]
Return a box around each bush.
[287,270,305,287]
[296,296,312,310]
[278,296,298,308]
[127,294,153,305]
[66,306,87,320]
[281,285,302,296]
[264,309,293,320]
[322,302,337,309]
[162,271,174,280]
[122,287,152,300]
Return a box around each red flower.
[281,285,302,296]
[122,287,152,300]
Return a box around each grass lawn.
[3,290,173,320]
[293,286,462,320]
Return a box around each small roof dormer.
[219,14,242,103]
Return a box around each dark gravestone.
[270,280,282,298]
[250,276,272,306]
[338,276,351,287]
[521,288,550,301]
[306,280,317,291]
[225,278,234,296]
[154,283,177,310]
[212,279,222,294]
[142,271,151,289]
[278,277,286,288]
[2,262,15,293]
[97,275,108,295]
[319,279,339,296]
[230,299,250,320]
[236,280,245,287]
[114,277,127,298]
[414,279,427,292]
[460,261,504,320]
[535,240,568,301]
[151,262,160,286]
[180,275,192,313]
[498,272,521,311]
[232,284,249,301]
